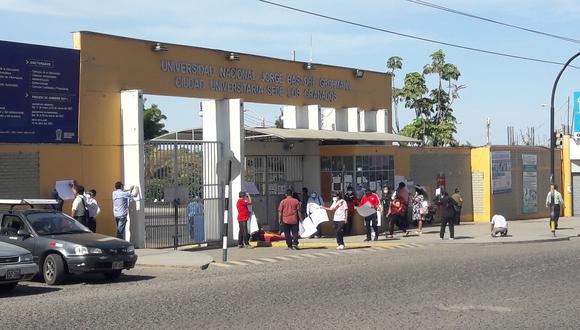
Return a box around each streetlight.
[549,51,580,236]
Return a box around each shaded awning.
[246,127,420,143]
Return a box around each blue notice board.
[0,40,80,143]
[574,91,580,133]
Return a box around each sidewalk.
[135,217,579,269]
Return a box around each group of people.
[51,180,139,241]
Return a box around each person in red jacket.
[236,191,254,248]
[359,188,380,241]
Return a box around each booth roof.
[153,127,419,143]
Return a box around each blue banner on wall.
[0,40,80,143]
[574,91,580,133]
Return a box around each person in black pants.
[344,187,357,236]
[437,191,458,240]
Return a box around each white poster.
[244,181,260,195]
[356,202,376,217]
[55,180,74,200]
[522,154,538,213]
[491,151,512,194]
[299,208,329,237]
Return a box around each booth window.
[320,155,394,200]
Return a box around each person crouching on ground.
[490,214,508,237]
[323,191,348,250]
[278,189,301,250]
[236,191,254,249]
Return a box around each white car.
[0,241,38,292]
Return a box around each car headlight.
[20,253,33,262]
[125,246,135,253]
[75,246,89,255]
[88,248,103,254]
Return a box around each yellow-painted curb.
[249,241,403,248]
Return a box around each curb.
[450,236,572,245]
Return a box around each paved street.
[3,238,580,329]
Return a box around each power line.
[405,0,580,44]
[258,0,580,69]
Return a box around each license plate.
[112,261,124,270]
[6,269,21,280]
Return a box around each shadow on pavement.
[556,228,574,230]
[346,246,372,250]
[52,273,156,286]
[0,284,61,297]
[452,236,474,240]
[296,246,328,250]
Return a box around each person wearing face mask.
[359,188,380,241]
[380,186,393,238]
[323,191,348,250]
[344,186,357,236]
[307,192,324,238]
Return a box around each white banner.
[356,202,376,217]
[522,154,538,213]
[299,208,329,237]
[492,151,512,194]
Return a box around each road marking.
[275,256,293,261]
[227,261,248,266]
[213,263,234,268]
[287,254,306,259]
[301,254,319,258]
[244,259,264,265]
[325,251,340,255]
[312,253,329,257]
[259,258,279,263]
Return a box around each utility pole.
[486,118,491,146]
[549,51,580,236]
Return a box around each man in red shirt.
[236,191,253,248]
[278,189,301,250]
[359,188,380,241]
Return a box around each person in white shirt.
[545,184,564,230]
[307,192,325,238]
[323,191,348,250]
[85,189,101,232]
[490,214,508,237]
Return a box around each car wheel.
[0,282,18,292]
[103,270,122,281]
[43,254,66,285]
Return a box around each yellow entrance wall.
[470,147,491,222]
[562,135,572,217]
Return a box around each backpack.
[80,196,90,219]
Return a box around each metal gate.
[573,174,580,216]
[245,155,303,230]
[144,140,222,248]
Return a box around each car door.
[0,214,36,253]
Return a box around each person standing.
[451,188,464,225]
[388,191,407,238]
[323,191,348,250]
[360,188,380,241]
[412,187,426,236]
[112,181,140,240]
[307,192,324,238]
[71,185,88,227]
[396,182,410,233]
[380,186,393,237]
[301,187,309,221]
[546,184,564,230]
[278,189,301,250]
[85,189,100,232]
[344,186,358,236]
[436,190,458,240]
[236,191,254,249]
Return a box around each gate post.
[121,90,146,248]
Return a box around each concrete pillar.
[307,105,321,130]
[282,105,308,129]
[347,107,358,132]
[202,99,244,242]
[376,109,387,133]
[320,108,336,131]
[120,90,145,248]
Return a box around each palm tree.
[387,56,403,132]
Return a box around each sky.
[1,0,578,146]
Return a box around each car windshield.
[26,212,91,236]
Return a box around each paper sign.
[300,208,329,237]
[55,180,74,200]
[333,176,341,184]
[436,188,441,196]
[344,175,353,183]
[369,181,376,191]
[356,202,376,217]
[244,181,260,195]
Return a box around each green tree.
[393,50,465,146]
[387,56,403,132]
[144,104,169,140]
